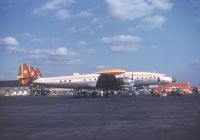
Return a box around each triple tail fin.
[17,64,42,85]
[34,67,42,77]
[29,65,39,81]
[17,64,30,85]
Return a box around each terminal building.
[0,80,28,96]
[0,80,74,96]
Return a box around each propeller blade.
[131,72,133,81]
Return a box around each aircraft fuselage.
[32,72,175,89]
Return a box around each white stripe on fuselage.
[32,72,173,88]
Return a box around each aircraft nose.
[172,77,176,83]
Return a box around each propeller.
[129,72,135,94]
[130,72,137,97]
[130,72,135,86]
[131,72,133,80]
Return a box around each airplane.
[17,64,176,96]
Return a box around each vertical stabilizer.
[17,64,30,85]
[17,64,42,85]
[29,65,39,81]
[34,67,42,77]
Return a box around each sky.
[0,0,200,86]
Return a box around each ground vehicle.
[171,88,184,96]
[192,87,200,94]
[152,87,184,96]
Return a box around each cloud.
[150,45,158,49]
[149,0,173,11]
[106,0,172,21]
[91,17,100,24]
[78,40,87,46]
[87,48,96,53]
[33,0,93,20]
[55,47,76,55]
[68,17,109,34]
[24,47,81,65]
[193,60,200,65]
[106,0,153,20]
[140,15,167,29]
[79,17,111,34]
[81,25,96,35]
[96,65,110,70]
[0,36,22,52]
[66,26,77,33]
[129,15,167,31]
[78,10,93,17]
[56,9,70,19]
[189,0,200,22]
[110,45,142,53]
[102,34,141,44]
[33,0,74,14]
[24,32,59,43]
[190,59,200,71]
[32,0,74,20]
[106,0,172,29]
[102,34,143,53]
[24,33,46,43]
[191,59,200,67]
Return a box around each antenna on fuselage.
[154,69,156,73]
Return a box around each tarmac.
[0,95,200,140]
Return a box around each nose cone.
[172,77,176,83]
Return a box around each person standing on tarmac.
[162,89,167,97]
[132,87,138,98]
[132,91,136,98]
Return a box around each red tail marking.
[29,65,38,80]
[34,68,42,77]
